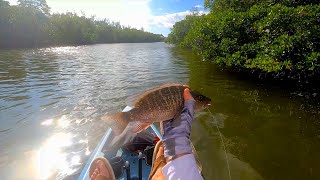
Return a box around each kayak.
[78,106,163,180]
[78,106,203,180]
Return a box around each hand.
[183,86,193,101]
[162,86,195,158]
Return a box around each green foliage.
[167,0,320,81]
[204,0,214,9]
[0,0,9,7]
[0,1,164,48]
[48,13,96,45]
[165,14,203,47]
[18,0,50,15]
[0,5,49,48]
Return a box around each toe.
[90,171,97,180]
[97,160,111,178]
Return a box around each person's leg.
[89,158,116,180]
[149,141,166,180]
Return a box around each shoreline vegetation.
[166,0,320,87]
[0,0,164,49]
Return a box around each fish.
[101,83,211,135]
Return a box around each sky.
[7,0,208,36]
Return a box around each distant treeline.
[0,0,164,48]
[167,0,320,83]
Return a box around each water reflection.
[35,113,94,179]
[37,133,73,179]
[41,118,53,126]
[179,49,320,180]
[0,43,319,179]
[0,43,189,179]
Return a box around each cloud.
[146,10,209,36]
[194,5,203,8]
[148,10,191,29]
[6,0,206,36]
[147,10,208,28]
[7,0,18,5]
[44,0,152,31]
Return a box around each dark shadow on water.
[170,47,320,180]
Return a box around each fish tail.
[101,112,129,135]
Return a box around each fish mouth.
[203,103,211,109]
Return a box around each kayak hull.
[78,106,162,180]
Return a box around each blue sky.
[7,0,207,36]
[150,0,204,15]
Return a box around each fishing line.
[207,108,231,180]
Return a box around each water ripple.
[0,43,189,179]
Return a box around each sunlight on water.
[41,119,53,126]
[85,148,91,156]
[58,115,70,128]
[37,133,73,179]
[1,43,318,179]
[0,43,190,179]
[48,46,79,54]
[36,115,89,179]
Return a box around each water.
[0,43,319,180]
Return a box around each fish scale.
[159,88,168,109]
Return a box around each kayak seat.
[108,156,124,179]
[144,145,155,166]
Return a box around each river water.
[0,43,319,180]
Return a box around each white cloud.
[48,0,152,30]
[147,10,209,36]
[5,0,207,36]
[148,10,208,29]
[7,0,151,30]
[148,10,191,29]
[47,0,205,35]
[194,4,203,8]
[7,0,17,5]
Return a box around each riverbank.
[0,2,164,49]
[217,67,320,101]
[166,0,320,87]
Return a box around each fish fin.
[126,83,181,107]
[126,91,145,107]
[101,112,130,136]
[130,122,153,134]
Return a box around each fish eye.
[198,96,203,100]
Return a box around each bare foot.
[90,160,111,180]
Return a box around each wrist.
[184,99,195,107]
[165,152,191,163]
[163,136,192,158]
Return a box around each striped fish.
[102,83,211,135]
